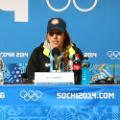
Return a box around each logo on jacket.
[45,63,50,67]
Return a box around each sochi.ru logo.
[20,90,43,101]
[106,51,120,60]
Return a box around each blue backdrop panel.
[0,0,120,63]
[0,0,120,83]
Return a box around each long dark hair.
[63,31,71,50]
[63,31,72,70]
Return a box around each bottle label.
[73,64,81,71]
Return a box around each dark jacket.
[26,42,84,84]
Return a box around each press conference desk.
[0,85,120,120]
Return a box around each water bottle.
[73,54,82,84]
[81,56,90,85]
[0,58,4,85]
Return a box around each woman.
[26,17,84,84]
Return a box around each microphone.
[52,48,60,57]
[52,48,61,71]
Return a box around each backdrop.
[0,0,120,83]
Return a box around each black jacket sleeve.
[26,47,40,82]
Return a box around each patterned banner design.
[0,85,120,119]
[2,63,120,84]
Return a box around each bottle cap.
[75,54,80,58]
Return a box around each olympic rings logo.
[46,0,98,12]
[20,90,43,101]
[107,51,120,60]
